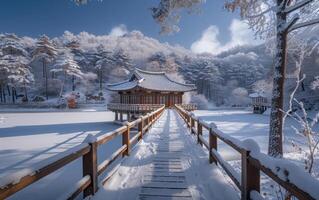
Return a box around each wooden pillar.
[197,122,203,146]
[241,150,260,200]
[120,112,123,121]
[122,124,130,157]
[138,117,144,140]
[191,118,195,134]
[209,128,217,164]
[115,111,118,121]
[83,141,98,198]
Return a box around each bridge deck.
[93,110,239,200]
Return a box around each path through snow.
[93,109,239,200]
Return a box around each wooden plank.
[140,188,192,197]
[97,126,127,146]
[140,194,192,200]
[97,145,127,175]
[142,182,188,189]
[65,175,91,200]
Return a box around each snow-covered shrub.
[189,94,209,109]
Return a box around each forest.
[0,29,318,108]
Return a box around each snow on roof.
[107,68,197,92]
[249,92,267,98]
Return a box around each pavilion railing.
[175,104,197,111]
[0,105,165,200]
[175,104,319,200]
[107,103,164,112]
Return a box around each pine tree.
[95,45,114,93]
[32,35,57,100]
[0,34,33,103]
[52,49,83,98]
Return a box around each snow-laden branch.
[284,14,300,32]
[284,0,313,14]
[289,17,319,32]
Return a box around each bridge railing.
[0,105,165,200]
[107,103,164,112]
[175,104,197,111]
[175,105,319,200]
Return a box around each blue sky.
[0,0,260,53]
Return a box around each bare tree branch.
[289,17,319,32]
[285,0,313,14]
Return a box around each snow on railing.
[0,105,165,200]
[175,104,319,200]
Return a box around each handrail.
[107,103,164,112]
[175,104,319,200]
[0,105,165,200]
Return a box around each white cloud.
[109,24,128,37]
[191,19,262,55]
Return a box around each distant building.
[106,68,197,121]
[107,68,196,107]
[249,92,269,114]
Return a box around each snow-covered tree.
[151,0,204,34]
[225,0,319,157]
[0,34,33,103]
[32,35,58,100]
[52,49,83,98]
[65,39,87,91]
[113,49,133,71]
[95,45,114,93]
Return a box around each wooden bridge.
[0,105,318,200]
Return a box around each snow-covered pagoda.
[107,68,197,121]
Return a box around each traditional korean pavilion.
[107,68,196,107]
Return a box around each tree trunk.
[60,72,66,98]
[11,87,15,104]
[43,59,48,100]
[0,84,2,103]
[24,82,28,102]
[3,86,6,103]
[268,1,287,157]
[72,75,75,91]
[99,69,102,92]
[7,85,10,96]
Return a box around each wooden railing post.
[138,117,144,141]
[122,124,130,157]
[209,128,217,164]
[241,150,260,200]
[197,121,203,146]
[83,141,98,198]
[191,118,195,134]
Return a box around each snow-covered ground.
[0,107,317,199]
[194,108,319,199]
[0,109,121,200]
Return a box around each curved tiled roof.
[107,68,196,92]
